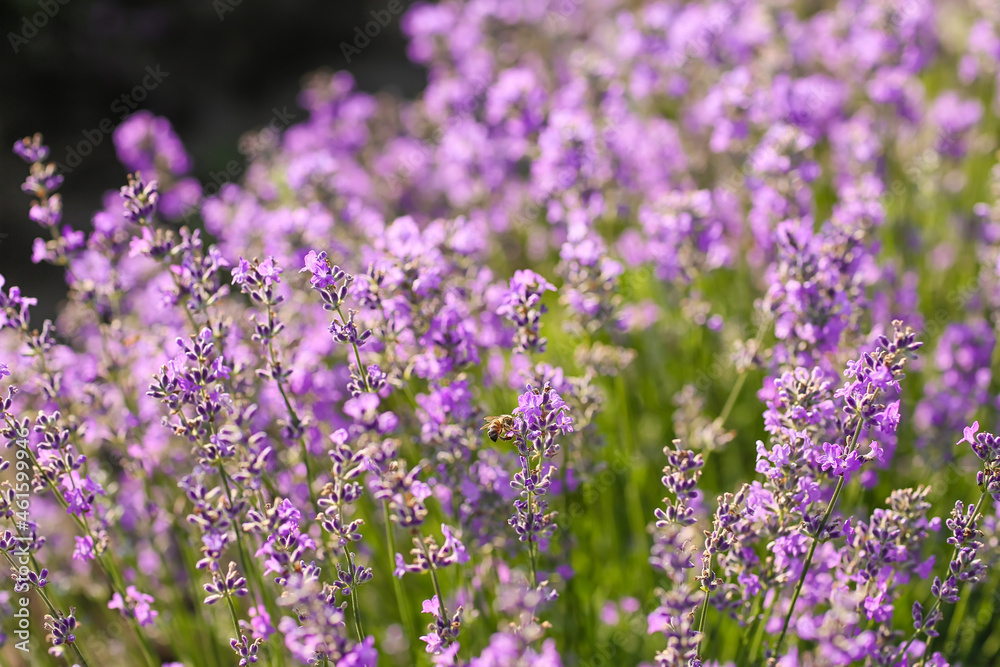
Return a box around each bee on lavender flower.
[482,414,516,443]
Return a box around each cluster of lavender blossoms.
[4,0,1000,664]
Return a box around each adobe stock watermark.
[382,77,492,196]
[511,114,624,225]
[52,65,170,175]
[560,450,645,532]
[8,0,71,54]
[236,106,297,157]
[879,0,926,31]
[10,422,35,653]
[532,0,584,30]
[667,0,748,69]
[340,0,409,63]
[213,0,243,21]
[577,599,654,667]
[179,106,298,223]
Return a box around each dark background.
[1,0,423,321]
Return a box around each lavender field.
[4,0,1000,665]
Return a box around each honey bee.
[481,414,516,442]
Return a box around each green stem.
[417,536,448,622]
[335,306,372,393]
[0,551,93,667]
[174,523,227,667]
[300,437,317,510]
[717,369,749,427]
[383,501,418,658]
[126,616,159,667]
[694,554,713,657]
[225,592,246,661]
[528,538,539,589]
[736,588,765,662]
[13,429,157,667]
[718,315,769,428]
[335,495,366,643]
[265,301,320,515]
[560,443,578,654]
[746,588,777,664]
[526,451,540,589]
[772,418,864,658]
[350,575,365,642]
[217,458,256,595]
[226,594,242,634]
[898,491,988,663]
[773,473,845,656]
[615,374,647,550]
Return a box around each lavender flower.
[896,422,998,663]
[5,1,1000,664]
[498,271,556,354]
[108,586,159,627]
[649,442,704,667]
[120,172,160,224]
